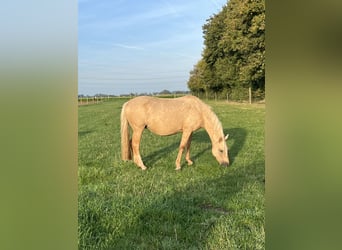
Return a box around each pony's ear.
[225,134,229,140]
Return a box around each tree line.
[187,0,265,102]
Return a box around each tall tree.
[188,0,265,100]
[187,59,207,95]
[201,4,228,93]
[221,0,265,89]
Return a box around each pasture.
[78,97,265,249]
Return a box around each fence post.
[249,87,252,104]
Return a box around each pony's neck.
[202,107,223,145]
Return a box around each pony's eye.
[219,149,224,153]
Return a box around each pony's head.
[212,134,229,167]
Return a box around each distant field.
[78,97,265,249]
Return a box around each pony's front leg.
[175,131,192,170]
[185,133,193,166]
[131,128,147,170]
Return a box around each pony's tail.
[121,103,131,161]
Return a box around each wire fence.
[77,94,186,105]
[78,96,122,105]
[190,88,265,103]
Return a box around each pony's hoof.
[175,166,181,171]
[187,160,193,166]
[140,166,147,170]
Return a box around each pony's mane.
[199,101,224,139]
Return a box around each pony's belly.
[146,124,182,136]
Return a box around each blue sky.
[79,0,227,95]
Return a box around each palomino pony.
[121,95,229,170]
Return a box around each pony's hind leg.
[131,127,147,170]
[175,130,192,170]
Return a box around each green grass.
[78,98,265,249]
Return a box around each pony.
[120,95,229,170]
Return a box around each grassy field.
[78,98,265,249]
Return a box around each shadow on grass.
[107,160,264,249]
[78,130,94,137]
[143,141,179,168]
[225,127,248,164]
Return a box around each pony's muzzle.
[220,162,229,167]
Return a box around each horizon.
[78,89,191,97]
